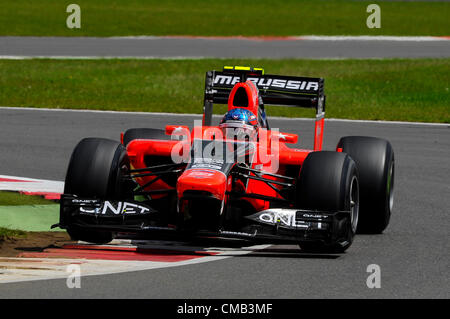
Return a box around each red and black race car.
[55,66,395,253]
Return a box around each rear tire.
[337,136,394,234]
[123,128,169,146]
[64,138,129,244]
[296,151,359,253]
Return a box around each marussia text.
[177,302,273,316]
[213,74,319,91]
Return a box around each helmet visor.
[220,121,256,141]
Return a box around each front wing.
[56,194,352,246]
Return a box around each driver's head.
[219,108,258,141]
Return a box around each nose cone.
[177,169,227,200]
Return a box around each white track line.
[0,56,393,61]
[0,56,431,61]
[299,36,449,41]
[0,106,447,126]
[105,35,450,41]
[0,55,211,60]
[0,174,64,194]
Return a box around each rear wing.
[203,67,326,126]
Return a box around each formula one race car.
[55,66,395,253]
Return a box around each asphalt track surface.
[1,36,449,58]
[0,108,448,298]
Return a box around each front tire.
[64,138,129,244]
[337,136,394,234]
[296,151,359,253]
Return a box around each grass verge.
[0,0,449,37]
[1,58,449,123]
[0,191,55,206]
[0,192,56,239]
[0,227,27,241]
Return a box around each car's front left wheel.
[337,136,394,234]
[63,138,130,244]
[296,151,359,253]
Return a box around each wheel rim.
[349,175,359,233]
[387,160,395,212]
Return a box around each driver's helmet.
[219,108,258,140]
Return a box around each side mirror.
[165,125,190,136]
[270,130,298,144]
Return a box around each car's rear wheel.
[64,138,129,244]
[123,128,169,146]
[337,136,394,234]
[296,151,359,253]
